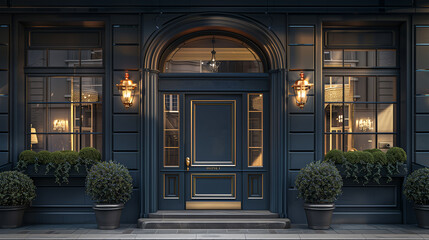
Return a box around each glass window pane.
[48,50,79,67]
[49,103,72,133]
[324,76,343,102]
[377,104,396,133]
[344,50,376,67]
[27,50,46,67]
[249,112,262,129]
[249,94,263,111]
[351,104,376,133]
[165,112,179,129]
[345,134,375,151]
[346,76,376,102]
[324,104,343,133]
[249,148,262,167]
[324,50,343,67]
[377,50,397,67]
[28,103,46,134]
[165,131,179,147]
[377,77,396,102]
[163,35,263,73]
[28,77,46,102]
[81,77,102,102]
[81,49,103,67]
[164,148,179,167]
[48,77,79,102]
[79,134,102,153]
[378,134,396,151]
[249,130,262,147]
[324,133,344,153]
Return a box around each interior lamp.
[291,72,313,109]
[207,36,221,72]
[116,72,137,109]
[30,124,38,150]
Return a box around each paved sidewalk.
[0,224,429,239]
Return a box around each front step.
[138,218,291,229]
[149,210,279,219]
[139,210,290,229]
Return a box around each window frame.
[322,27,400,153]
[24,27,105,152]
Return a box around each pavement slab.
[0,224,429,239]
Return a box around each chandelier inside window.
[207,36,221,72]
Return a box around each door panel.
[185,95,242,209]
[191,100,236,165]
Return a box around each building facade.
[0,0,428,224]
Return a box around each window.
[323,28,398,153]
[163,35,263,73]
[26,29,103,152]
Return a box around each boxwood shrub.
[295,161,343,204]
[324,149,344,164]
[404,168,429,205]
[86,161,133,204]
[0,171,36,206]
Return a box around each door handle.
[186,157,191,171]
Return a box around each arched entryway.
[141,13,286,217]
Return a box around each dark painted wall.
[0,7,425,225]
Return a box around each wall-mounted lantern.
[291,72,313,109]
[116,72,137,109]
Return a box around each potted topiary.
[404,168,429,228]
[86,161,133,229]
[0,171,36,228]
[295,161,343,229]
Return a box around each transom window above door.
[163,35,264,73]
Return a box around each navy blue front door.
[159,92,269,210]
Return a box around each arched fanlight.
[207,36,221,72]
[116,72,137,109]
[291,72,313,109]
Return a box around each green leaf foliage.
[325,147,407,185]
[295,161,343,204]
[404,168,429,205]
[17,150,37,171]
[324,149,344,164]
[61,150,79,165]
[37,151,52,165]
[371,151,388,165]
[0,171,36,206]
[79,147,102,165]
[386,147,407,164]
[86,161,133,204]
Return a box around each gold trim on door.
[190,100,236,166]
[191,173,236,199]
[186,201,241,210]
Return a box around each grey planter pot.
[93,203,124,230]
[415,205,429,228]
[303,203,335,230]
[0,206,26,228]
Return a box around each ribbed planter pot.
[93,203,124,230]
[303,203,335,230]
[415,205,429,228]
[0,206,26,228]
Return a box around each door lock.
[186,157,191,171]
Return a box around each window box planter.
[335,163,408,178]
[24,164,88,178]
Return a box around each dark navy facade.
[0,0,427,225]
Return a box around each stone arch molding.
[143,12,286,71]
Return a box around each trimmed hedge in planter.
[324,147,407,185]
[17,147,102,185]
